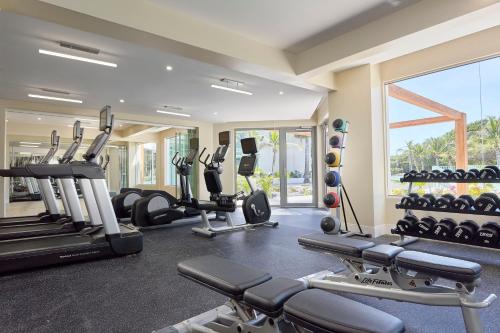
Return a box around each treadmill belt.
[0,223,73,240]
[0,233,95,257]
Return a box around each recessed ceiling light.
[119,99,125,103]
[213,112,218,115]
[19,152,32,155]
[156,110,191,117]
[279,91,284,95]
[28,94,83,104]
[37,117,42,120]
[119,124,123,127]
[20,145,39,148]
[5,119,8,122]
[166,65,173,71]
[38,49,117,68]
[20,142,41,145]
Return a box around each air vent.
[163,105,183,111]
[59,41,100,54]
[40,88,70,95]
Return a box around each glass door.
[280,127,317,207]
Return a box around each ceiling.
[150,0,418,53]
[0,12,323,123]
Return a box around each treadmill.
[0,131,62,226]
[0,106,143,274]
[0,121,95,240]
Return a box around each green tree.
[484,116,500,165]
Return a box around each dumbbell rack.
[326,121,370,238]
[391,177,500,249]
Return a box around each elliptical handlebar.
[198,147,211,167]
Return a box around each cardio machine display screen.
[219,131,230,146]
[99,106,111,131]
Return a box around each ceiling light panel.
[39,49,117,68]
[156,110,191,117]
[28,94,83,103]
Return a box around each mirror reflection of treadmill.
[0,106,143,274]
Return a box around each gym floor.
[1,208,499,333]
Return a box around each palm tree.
[484,116,500,165]
[427,137,448,168]
[405,141,416,170]
[412,143,426,170]
[258,131,280,174]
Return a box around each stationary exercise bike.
[191,133,277,237]
[238,137,274,225]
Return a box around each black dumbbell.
[476,222,500,247]
[450,169,466,180]
[436,169,453,179]
[463,168,480,180]
[451,195,475,211]
[474,193,500,212]
[435,194,456,209]
[479,166,500,180]
[416,194,436,208]
[403,170,418,180]
[453,220,479,243]
[432,218,458,239]
[396,213,419,233]
[400,193,419,208]
[428,170,441,179]
[416,216,438,235]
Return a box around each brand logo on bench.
[360,278,392,286]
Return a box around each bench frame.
[155,300,287,333]
[192,210,278,238]
[298,251,496,333]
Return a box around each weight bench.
[163,255,405,333]
[298,233,496,333]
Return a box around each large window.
[386,56,500,197]
[137,142,157,185]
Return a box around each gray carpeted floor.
[1,208,499,333]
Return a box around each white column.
[0,110,7,217]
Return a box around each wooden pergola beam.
[389,116,453,129]
[388,84,463,120]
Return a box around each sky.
[388,56,500,155]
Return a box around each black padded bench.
[299,233,482,283]
[177,255,271,300]
[284,289,405,333]
[243,277,306,317]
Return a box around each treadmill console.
[50,130,58,146]
[73,120,83,140]
[83,106,114,162]
[99,105,113,132]
[60,121,84,164]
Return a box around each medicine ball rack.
[391,176,500,249]
[323,119,370,238]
